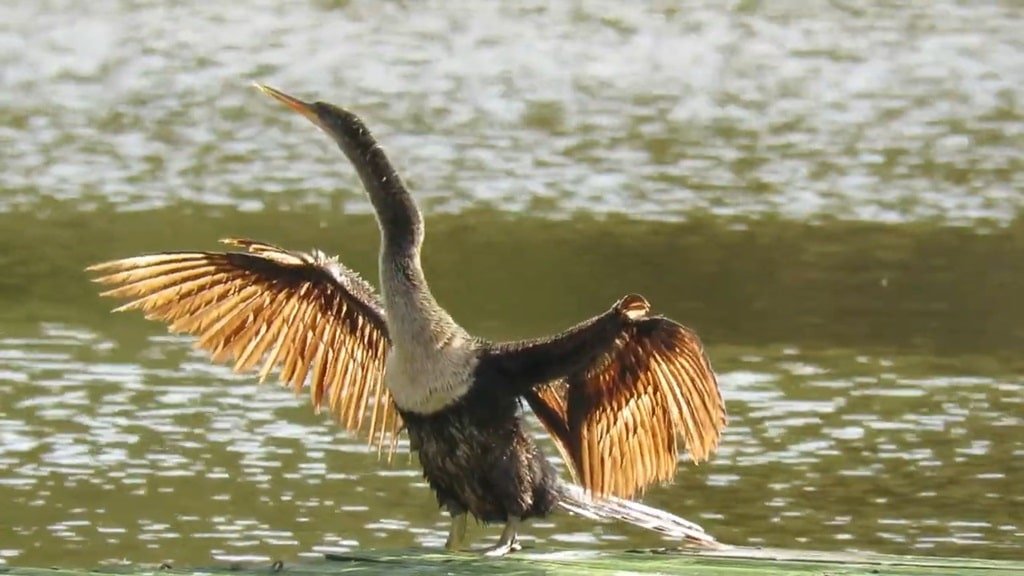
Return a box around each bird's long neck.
[379,249,461,349]
[328,108,460,345]
[329,109,423,256]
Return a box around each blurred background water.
[1,0,1022,567]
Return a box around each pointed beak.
[254,82,323,129]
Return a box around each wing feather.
[260,292,306,382]
[527,380,579,482]
[88,239,402,454]
[526,297,726,499]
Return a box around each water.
[1,0,1022,567]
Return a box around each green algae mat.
[4,547,1021,576]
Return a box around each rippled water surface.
[3,0,1022,223]
[1,0,1023,568]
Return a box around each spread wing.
[87,238,402,454]
[525,298,725,499]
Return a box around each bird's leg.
[444,512,468,552]
[482,516,522,557]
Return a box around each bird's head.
[254,83,370,145]
[254,82,424,251]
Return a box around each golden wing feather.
[528,309,726,499]
[87,239,402,455]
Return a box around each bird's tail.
[556,483,723,549]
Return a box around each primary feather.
[87,238,402,454]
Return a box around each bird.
[87,84,727,556]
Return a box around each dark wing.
[87,238,401,454]
[524,295,725,499]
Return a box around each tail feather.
[556,483,723,549]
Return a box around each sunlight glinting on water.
[0,2,1021,224]
[1,0,1022,567]
[2,324,1022,564]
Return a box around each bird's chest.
[379,264,478,414]
[385,344,476,414]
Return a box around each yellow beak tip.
[253,82,321,125]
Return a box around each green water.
[1,0,1023,568]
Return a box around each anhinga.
[88,84,727,556]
